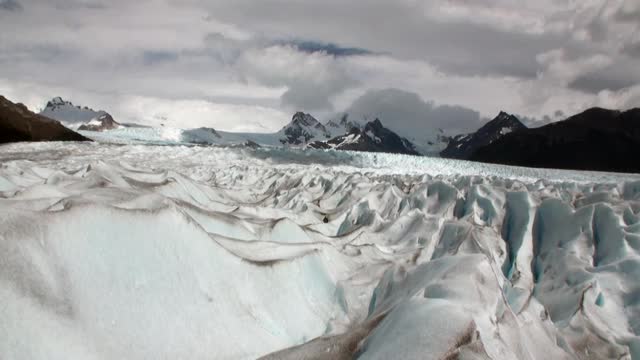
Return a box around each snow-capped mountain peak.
[39,97,120,132]
[46,96,67,107]
[291,111,322,128]
[494,111,524,128]
[323,112,454,155]
[279,112,331,145]
[308,118,419,155]
[43,97,97,113]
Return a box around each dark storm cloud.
[346,88,484,135]
[278,71,359,112]
[0,44,77,66]
[142,50,180,66]
[49,0,107,10]
[569,59,640,93]
[623,42,640,59]
[221,1,640,82]
[281,85,333,111]
[280,40,373,57]
[410,21,550,79]
[200,0,553,79]
[0,0,21,11]
[570,72,638,93]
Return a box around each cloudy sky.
[0,0,638,133]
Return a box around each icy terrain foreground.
[1,143,640,360]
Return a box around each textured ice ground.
[1,142,640,359]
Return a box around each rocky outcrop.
[0,95,91,143]
[78,113,120,132]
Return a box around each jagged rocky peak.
[440,111,527,160]
[280,112,330,145]
[48,96,66,106]
[44,96,96,112]
[42,96,103,114]
[494,111,524,128]
[365,118,384,130]
[39,97,118,131]
[308,117,419,155]
[482,111,526,136]
[291,111,323,128]
[496,110,511,119]
[45,96,74,110]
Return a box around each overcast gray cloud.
[346,89,484,136]
[0,0,21,11]
[0,0,638,132]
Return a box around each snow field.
[1,142,640,359]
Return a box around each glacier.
[1,141,640,359]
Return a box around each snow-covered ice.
[1,141,640,359]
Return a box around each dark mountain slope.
[470,107,640,173]
[441,111,526,159]
[0,95,90,144]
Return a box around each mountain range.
[12,97,455,156]
[469,107,640,173]
[2,95,639,173]
[308,119,419,155]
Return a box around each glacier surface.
[1,142,640,359]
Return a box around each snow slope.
[39,97,121,131]
[1,142,640,359]
[40,97,105,126]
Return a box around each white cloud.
[596,84,640,111]
[536,49,613,86]
[117,96,288,132]
[0,77,288,132]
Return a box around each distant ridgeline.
[3,93,638,173]
[457,108,640,174]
